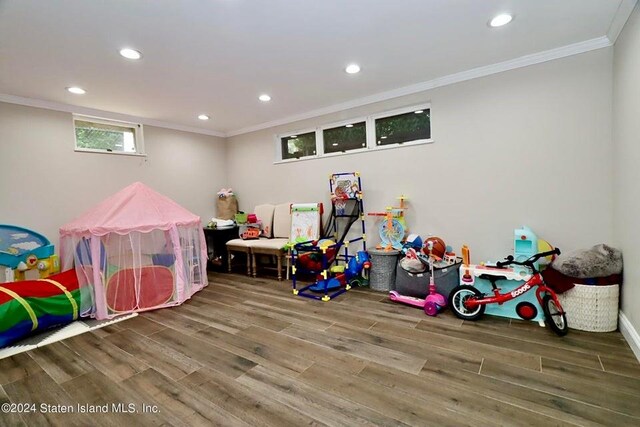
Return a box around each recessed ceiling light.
[290,135,297,138]
[414,110,424,114]
[119,48,142,60]
[345,64,361,74]
[332,143,339,146]
[345,124,354,128]
[198,114,210,121]
[66,86,86,95]
[489,13,513,27]
[259,94,271,102]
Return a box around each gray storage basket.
[395,259,462,299]
[369,249,400,292]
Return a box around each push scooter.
[389,242,447,316]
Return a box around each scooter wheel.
[424,301,439,317]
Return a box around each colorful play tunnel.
[0,269,81,348]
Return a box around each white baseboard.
[619,311,640,362]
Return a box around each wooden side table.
[203,226,239,272]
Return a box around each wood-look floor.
[2,272,640,426]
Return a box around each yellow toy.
[537,239,556,266]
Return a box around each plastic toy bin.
[395,260,461,299]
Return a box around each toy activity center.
[1,1,640,425]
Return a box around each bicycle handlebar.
[495,248,561,269]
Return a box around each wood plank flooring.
[1,271,639,426]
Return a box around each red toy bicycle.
[449,249,568,336]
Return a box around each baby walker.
[389,242,447,316]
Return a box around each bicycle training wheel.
[542,295,568,336]
[449,285,485,320]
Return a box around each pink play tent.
[60,182,207,319]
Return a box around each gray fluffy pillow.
[551,244,622,278]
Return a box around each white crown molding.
[1,35,616,140]
[619,311,640,362]
[607,0,638,44]
[226,36,612,137]
[0,93,226,138]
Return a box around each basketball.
[423,236,446,259]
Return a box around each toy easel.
[368,195,407,251]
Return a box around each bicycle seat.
[479,274,507,282]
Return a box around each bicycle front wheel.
[449,285,485,321]
[542,295,568,336]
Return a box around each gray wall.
[613,5,640,335]
[0,102,227,249]
[226,48,614,262]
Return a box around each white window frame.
[274,128,319,163]
[273,102,432,163]
[369,103,432,150]
[73,114,145,156]
[319,116,369,157]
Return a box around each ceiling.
[0,0,633,136]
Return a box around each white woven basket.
[558,284,619,332]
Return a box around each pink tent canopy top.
[60,182,202,236]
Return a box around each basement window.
[322,121,367,154]
[280,131,316,160]
[74,115,145,156]
[374,108,431,146]
[274,103,432,163]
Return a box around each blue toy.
[514,226,539,269]
[456,235,545,323]
[308,251,371,292]
[404,234,423,250]
[0,225,59,282]
[460,267,545,322]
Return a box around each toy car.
[241,227,260,240]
